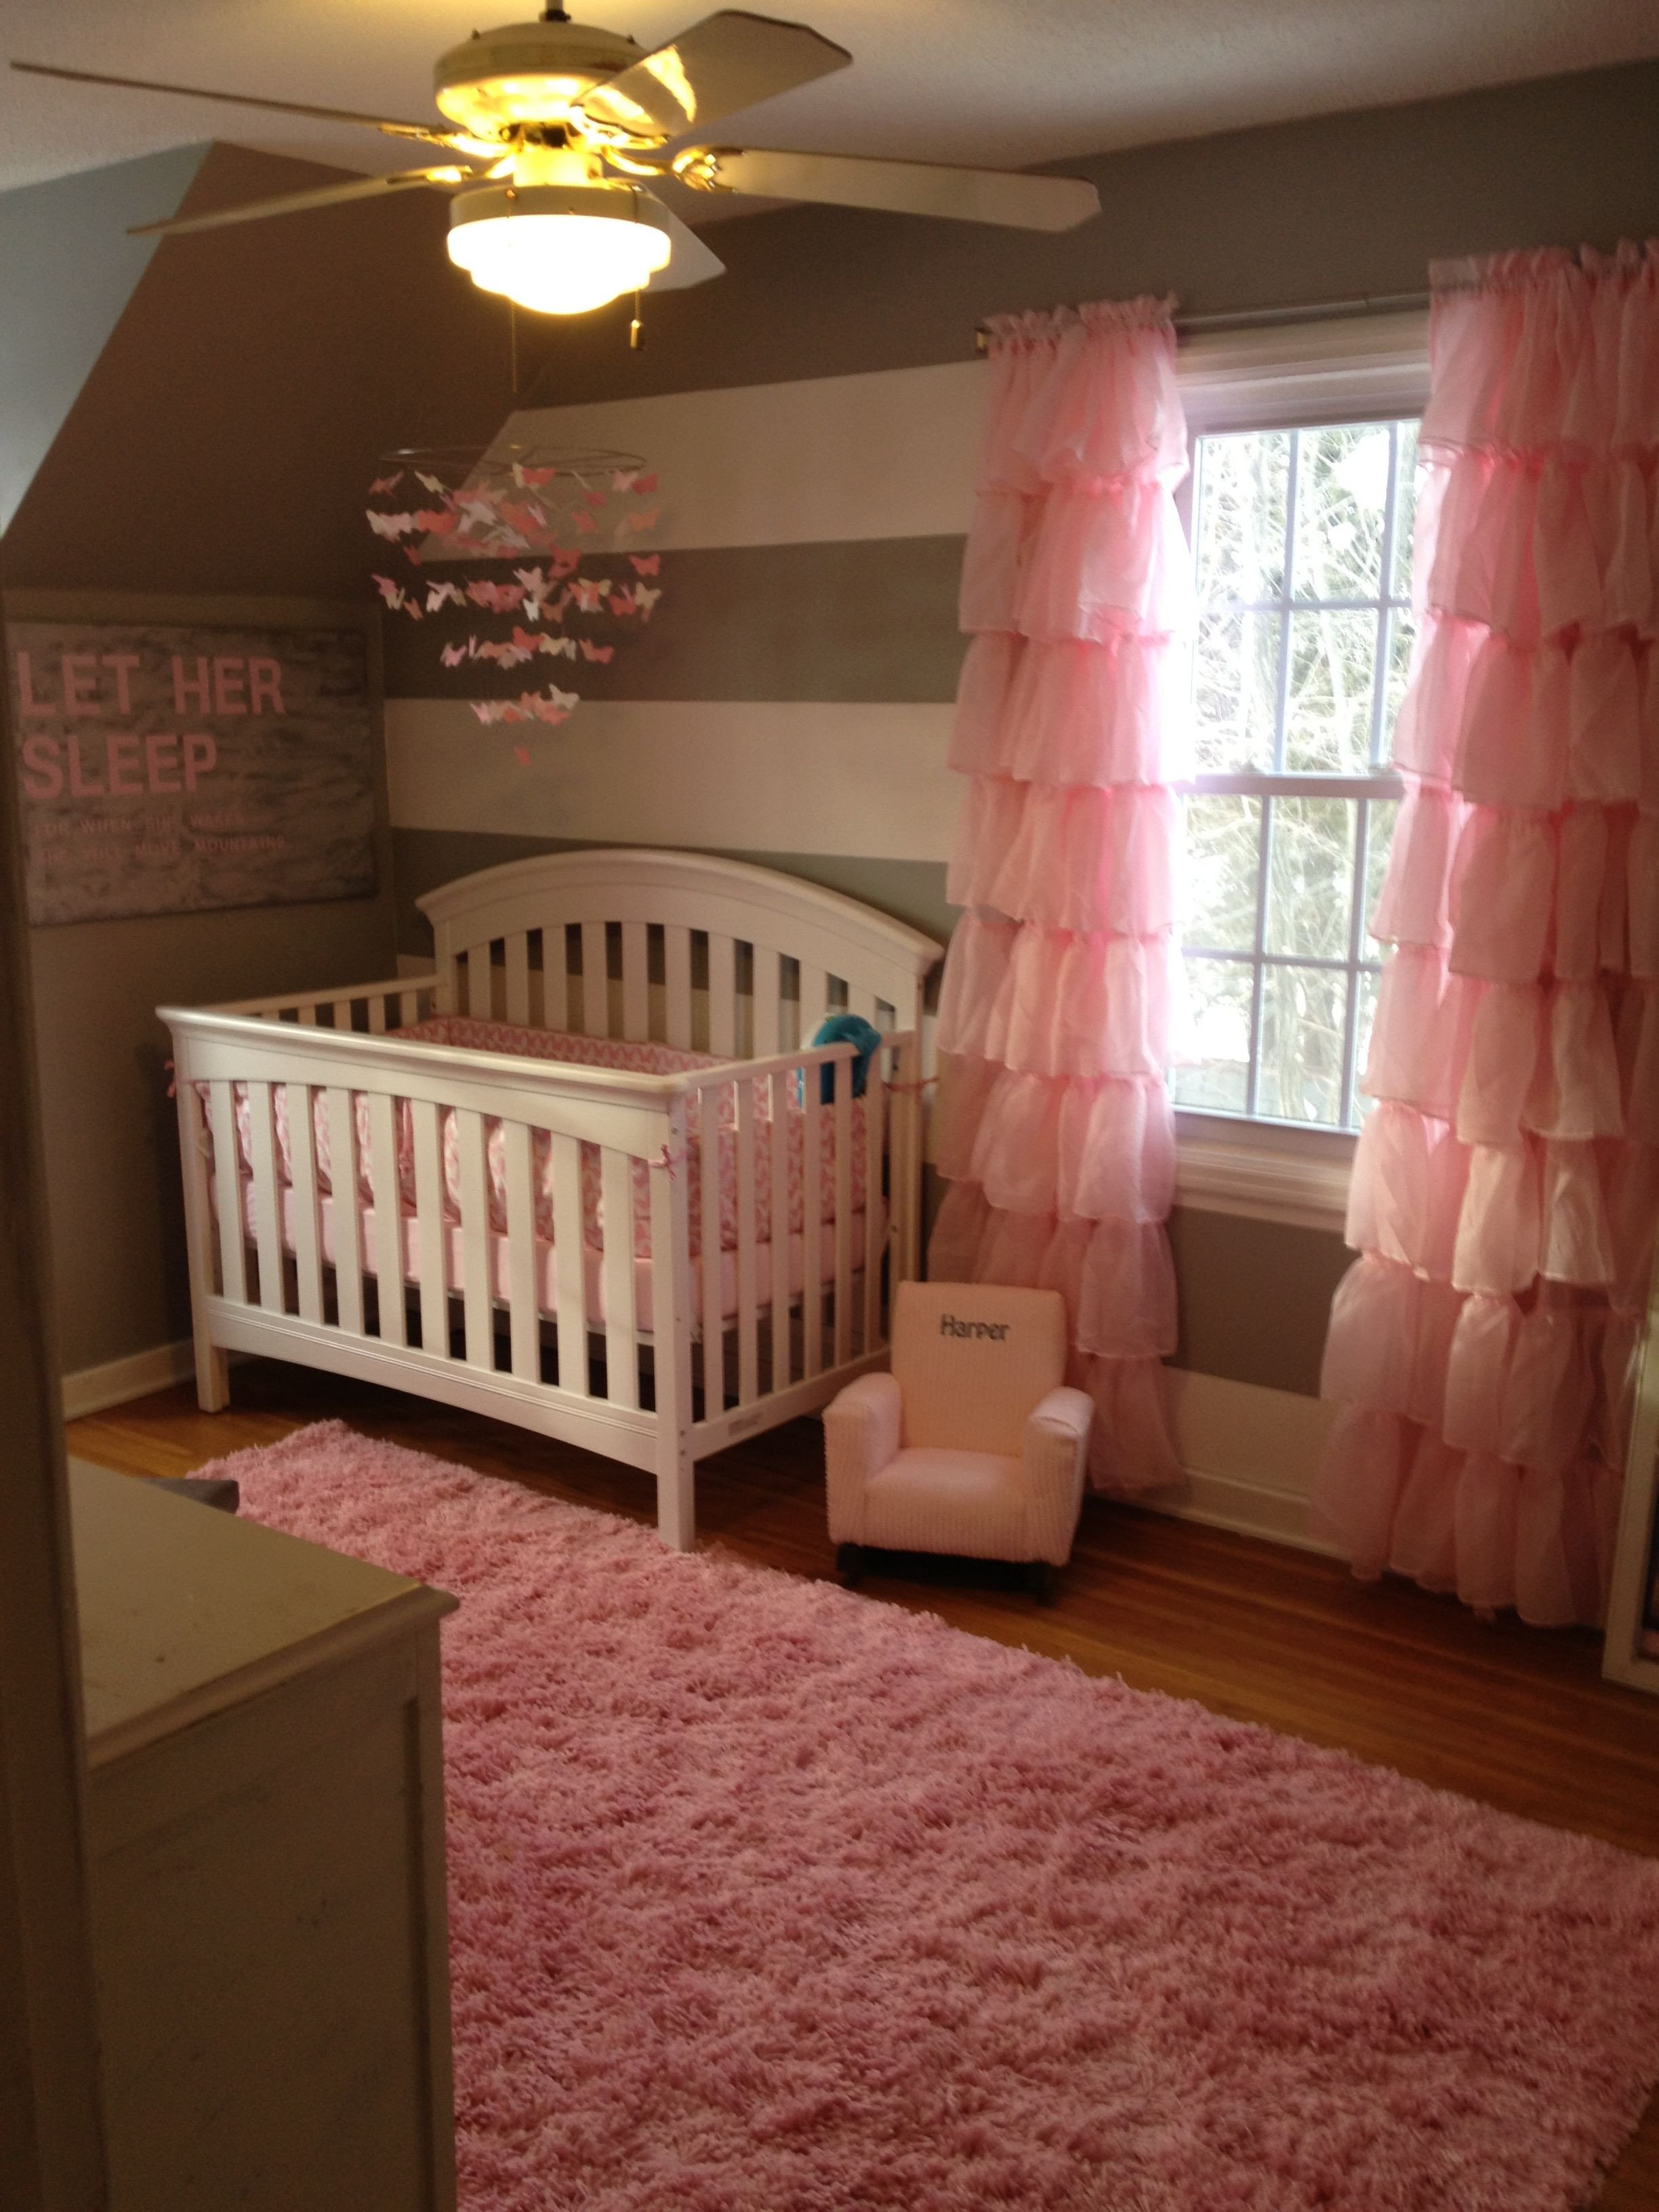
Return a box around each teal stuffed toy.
[810,1013,882,1103]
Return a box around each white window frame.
[1169,310,1431,1232]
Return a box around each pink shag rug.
[205,1422,1659,2212]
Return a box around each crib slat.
[363,1092,405,1345]
[863,1058,885,1354]
[796,964,825,1054]
[288,1085,325,1324]
[706,932,736,1058]
[455,1108,493,1369]
[581,920,609,1037]
[621,920,649,1042]
[664,926,693,1049]
[699,1084,723,1413]
[474,946,501,1019]
[326,1086,364,1334]
[600,1146,638,1409]
[410,1099,449,1359]
[548,1132,588,1395]
[847,985,880,1030]
[502,1120,539,1382]
[801,1063,823,1380]
[365,1092,406,1347]
[367,992,388,1034]
[752,945,781,1059]
[769,1069,791,1391]
[648,1097,696,1551]
[208,1079,247,1306]
[542,924,570,1031]
[245,1080,285,1314]
[735,1078,758,1404]
[298,1004,318,1027]
[504,935,531,1026]
[833,1056,853,1367]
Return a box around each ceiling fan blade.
[677,146,1100,230]
[127,165,469,240]
[647,205,726,292]
[9,59,459,146]
[575,12,850,148]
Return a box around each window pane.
[1265,797,1355,958]
[1362,796,1399,943]
[1381,607,1416,757]
[1256,964,1348,1126]
[1391,420,1420,601]
[1192,608,1279,772]
[1292,424,1391,603]
[1172,958,1253,1114]
[1195,431,1290,607]
[1183,794,1262,951]
[1283,609,1377,773]
[1353,965,1382,1115]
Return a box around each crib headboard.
[417,848,942,1059]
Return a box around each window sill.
[1173,1113,1354,1235]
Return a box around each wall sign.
[8,621,376,926]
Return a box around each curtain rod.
[973,289,1431,352]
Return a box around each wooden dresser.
[70,1461,459,2212]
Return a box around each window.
[1173,417,1416,1133]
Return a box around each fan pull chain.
[630,289,644,350]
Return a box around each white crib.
[161,848,941,1549]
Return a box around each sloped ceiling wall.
[0,143,208,532]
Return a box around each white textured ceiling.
[4,0,1658,200]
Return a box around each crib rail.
[209,973,442,1033]
[162,1004,922,1548]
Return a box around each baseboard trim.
[62,1340,197,1422]
[1158,1368,1339,1557]
[59,1341,1340,1560]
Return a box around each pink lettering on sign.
[14,733,218,797]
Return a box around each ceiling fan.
[12,9,1101,318]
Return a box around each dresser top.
[70,1460,456,1765]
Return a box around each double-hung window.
[1168,315,1431,1219]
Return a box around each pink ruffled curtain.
[928,298,1193,1494]
[1313,243,1659,1626]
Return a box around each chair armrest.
[823,1371,903,1544]
[1021,1386,1093,1567]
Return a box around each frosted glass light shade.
[447,186,672,316]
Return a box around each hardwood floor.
[69,1359,1659,2208]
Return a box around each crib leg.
[194,1341,230,1413]
[655,1435,696,1553]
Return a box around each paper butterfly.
[369,472,403,495]
[572,510,597,535]
[515,464,560,489]
[628,508,661,533]
[579,640,614,663]
[440,641,470,668]
[550,550,580,579]
[632,584,661,617]
[415,470,447,493]
[367,511,416,540]
[541,635,578,660]
[404,546,424,566]
[513,744,533,766]
[413,508,457,536]
[567,577,609,613]
[612,469,638,493]
[371,575,405,609]
[426,582,466,613]
[634,472,657,495]
[629,554,661,577]
[608,588,635,617]
[466,581,527,614]
[581,489,607,511]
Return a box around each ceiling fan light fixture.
[447,182,670,315]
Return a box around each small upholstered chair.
[823,1282,1092,1597]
